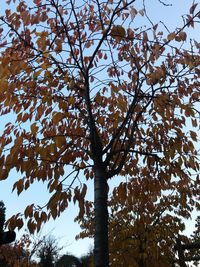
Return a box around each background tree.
[55,254,82,267]
[0,234,39,267]
[0,232,64,267]
[79,249,94,267]
[0,1,200,266]
[0,201,16,245]
[55,251,93,267]
[76,173,195,267]
[191,216,200,243]
[36,234,61,267]
[185,216,200,267]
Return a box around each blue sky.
[0,0,200,259]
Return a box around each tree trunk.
[94,165,109,267]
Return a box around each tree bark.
[94,165,109,267]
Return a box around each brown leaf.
[110,25,126,38]
[189,3,198,14]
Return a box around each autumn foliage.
[0,0,200,266]
[77,175,194,266]
[0,234,38,267]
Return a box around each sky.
[0,0,200,260]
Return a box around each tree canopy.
[76,175,196,266]
[0,1,200,266]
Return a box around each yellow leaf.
[43,51,50,58]
[40,62,50,70]
[167,32,176,41]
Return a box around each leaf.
[41,211,48,223]
[16,218,24,230]
[78,199,85,218]
[191,118,197,127]
[194,40,200,49]
[15,179,24,195]
[179,31,187,41]
[189,3,198,14]
[190,130,197,141]
[110,25,126,38]
[24,204,34,219]
[130,7,137,20]
[139,9,144,16]
[52,112,64,124]
[167,32,176,41]
[0,169,8,180]
[27,219,36,234]
[153,24,158,31]
[81,184,87,198]
[7,213,21,230]
[21,11,31,25]
[40,62,50,70]
[143,31,148,43]
[31,123,39,135]
[186,14,194,28]
[34,0,42,5]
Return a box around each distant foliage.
[76,177,192,266]
[36,235,61,267]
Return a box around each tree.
[185,216,200,266]
[79,250,94,267]
[36,234,61,267]
[76,175,194,267]
[191,216,200,243]
[0,201,16,245]
[0,234,39,267]
[56,254,82,267]
[0,232,62,267]
[55,251,93,267]
[0,1,200,266]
